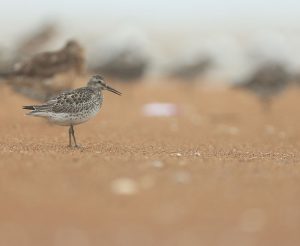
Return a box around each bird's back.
[51,87,102,113]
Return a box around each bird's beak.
[106,85,122,96]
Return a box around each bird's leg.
[70,125,79,148]
[68,126,72,147]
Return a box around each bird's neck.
[91,86,103,95]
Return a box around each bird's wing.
[48,87,96,113]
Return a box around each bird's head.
[87,75,122,95]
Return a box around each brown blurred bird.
[1,40,85,101]
[234,63,290,112]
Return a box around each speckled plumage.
[22,75,121,147]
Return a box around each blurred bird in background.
[92,48,149,82]
[234,63,291,112]
[0,22,58,76]
[0,40,85,101]
[89,27,151,82]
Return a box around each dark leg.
[70,125,79,147]
[68,126,72,147]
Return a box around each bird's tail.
[22,105,35,110]
[22,105,50,117]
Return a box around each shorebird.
[22,75,121,147]
[234,63,290,111]
[1,40,85,101]
[12,40,84,77]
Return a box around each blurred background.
[1,0,300,84]
[0,1,300,246]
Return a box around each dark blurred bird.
[234,63,290,111]
[92,48,149,81]
[1,40,85,101]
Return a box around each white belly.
[48,107,100,126]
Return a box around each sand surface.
[0,82,299,246]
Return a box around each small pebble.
[111,178,138,195]
[171,152,182,157]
